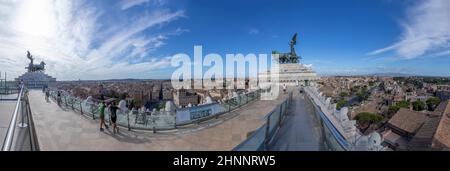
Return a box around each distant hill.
[58,78,170,83]
[367,73,417,77]
[319,72,448,78]
[318,72,417,77]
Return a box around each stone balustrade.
[304,86,385,151]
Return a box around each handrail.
[2,85,24,151]
[25,95,40,151]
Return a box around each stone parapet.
[304,86,385,151]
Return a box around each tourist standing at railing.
[99,102,108,131]
[45,89,50,102]
[128,100,135,110]
[109,102,119,134]
[57,91,62,106]
[17,79,24,97]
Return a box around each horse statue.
[273,33,301,64]
[25,51,46,72]
[32,61,46,72]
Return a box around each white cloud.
[0,0,186,80]
[432,50,450,57]
[169,28,190,36]
[248,28,259,35]
[368,0,450,59]
[120,0,149,10]
[82,56,173,79]
[119,0,165,10]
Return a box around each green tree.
[426,97,441,111]
[119,93,128,100]
[356,91,369,102]
[339,92,349,98]
[336,99,348,110]
[156,102,166,111]
[351,86,360,93]
[388,105,400,115]
[362,85,368,92]
[355,112,383,125]
[356,92,364,101]
[397,101,410,108]
[133,99,143,108]
[412,100,426,111]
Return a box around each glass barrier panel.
[268,106,281,137]
[234,124,267,151]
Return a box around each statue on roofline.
[273,33,301,64]
[25,51,46,72]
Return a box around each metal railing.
[47,89,262,132]
[1,85,39,151]
[0,86,20,101]
[233,91,293,151]
[0,87,19,95]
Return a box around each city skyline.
[1,0,450,81]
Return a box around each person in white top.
[283,84,287,94]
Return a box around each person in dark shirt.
[128,100,134,110]
[57,91,62,106]
[18,79,24,95]
[109,102,120,134]
[45,89,50,102]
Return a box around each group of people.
[43,86,121,134]
[98,101,120,134]
[46,83,290,136]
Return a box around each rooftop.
[407,100,450,150]
[388,108,428,135]
[432,100,450,149]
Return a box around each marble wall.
[304,86,385,151]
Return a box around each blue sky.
[1,0,449,80]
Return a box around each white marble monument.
[258,33,318,86]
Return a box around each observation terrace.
[27,89,290,150]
